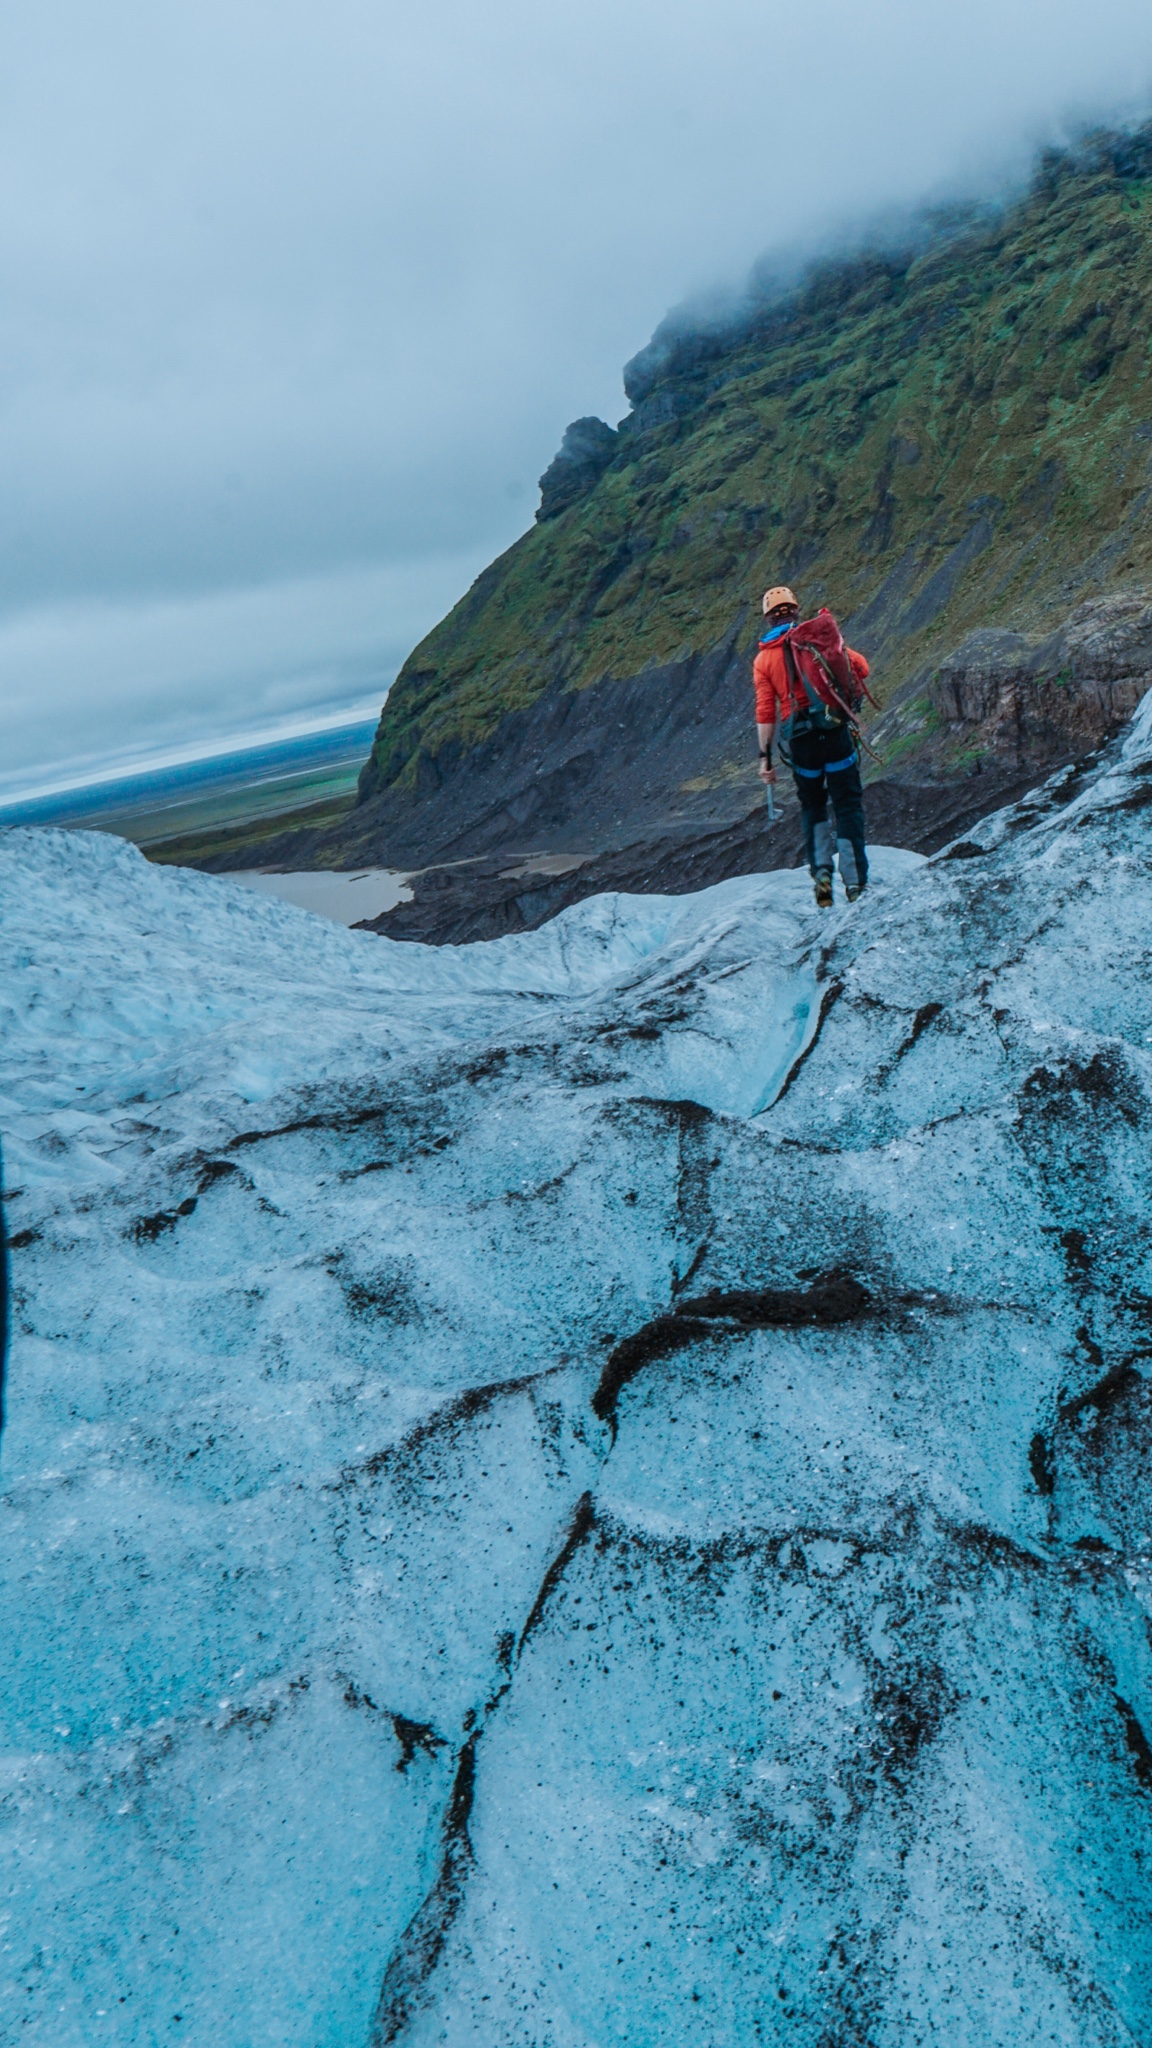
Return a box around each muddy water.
[226,867,412,926]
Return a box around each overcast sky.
[2,0,1152,797]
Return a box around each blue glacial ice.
[1,710,1152,2046]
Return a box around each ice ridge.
[1,712,1152,2044]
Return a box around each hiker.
[753,584,871,908]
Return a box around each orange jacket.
[753,637,870,726]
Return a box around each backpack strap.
[785,633,883,763]
[785,636,844,727]
[784,638,819,715]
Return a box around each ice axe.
[765,783,776,824]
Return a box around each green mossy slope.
[362,124,1152,802]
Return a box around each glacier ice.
[2,714,1152,2046]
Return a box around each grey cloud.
[1,0,1151,787]
[0,552,493,791]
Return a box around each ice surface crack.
[518,1490,597,1653]
[368,1734,479,2046]
[872,1000,946,1086]
[769,978,845,1108]
[367,1491,597,2044]
[334,1364,566,1486]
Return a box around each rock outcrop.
[536,415,619,521]
[879,590,1152,781]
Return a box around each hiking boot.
[845,882,866,903]
[814,871,834,909]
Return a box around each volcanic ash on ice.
[3,708,1152,2044]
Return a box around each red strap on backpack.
[788,608,878,716]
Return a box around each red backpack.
[785,608,876,725]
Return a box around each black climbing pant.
[788,719,868,891]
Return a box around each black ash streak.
[333,1364,567,1492]
[369,1736,480,2047]
[368,1492,597,2046]
[131,1195,198,1242]
[127,1157,242,1244]
[1116,1695,1152,1792]
[770,979,844,1107]
[592,1272,871,1438]
[518,1491,597,1655]
[872,999,945,1088]
[1059,1360,1145,1426]
[365,1273,872,2036]
[360,727,1152,2037]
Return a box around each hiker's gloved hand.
[758,760,777,786]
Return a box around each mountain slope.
[5,691,1152,2040]
[336,120,1152,867]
